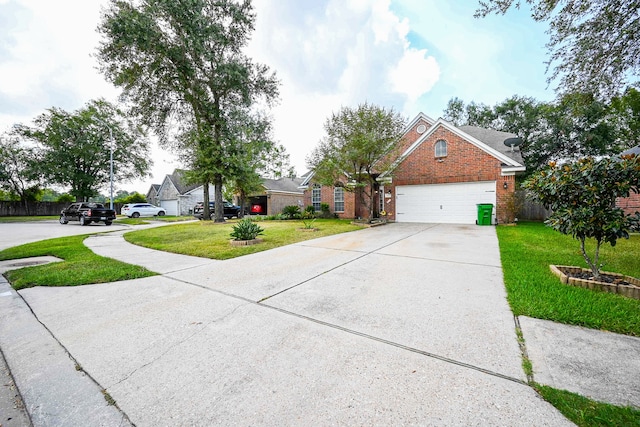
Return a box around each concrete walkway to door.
[1,223,574,426]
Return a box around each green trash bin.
[476,204,493,226]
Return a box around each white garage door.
[160,200,178,216]
[396,181,496,224]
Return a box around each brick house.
[301,113,526,224]
[616,145,640,216]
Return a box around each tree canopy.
[476,0,640,98]
[15,99,151,201]
[0,133,41,212]
[97,0,279,221]
[307,103,406,221]
[443,91,638,173]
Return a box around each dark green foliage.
[56,194,75,203]
[523,155,640,278]
[230,217,264,241]
[14,99,150,201]
[320,203,331,219]
[115,192,147,204]
[281,205,301,219]
[304,205,316,215]
[443,93,633,174]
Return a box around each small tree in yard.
[523,155,640,279]
[307,103,406,222]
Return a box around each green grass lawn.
[496,222,640,336]
[0,235,156,290]
[124,218,363,260]
[535,385,640,427]
[0,216,59,223]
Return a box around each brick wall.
[617,192,640,216]
[302,183,358,218]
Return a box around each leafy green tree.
[115,192,147,204]
[0,133,42,213]
[307,103,406,221]
[16,99,151,202]
[56,193,75,203]
[611,86,640,149]
[97,0,279,222]
[476,0,639,98]
[523,155,640,279]
[443,94,625,174]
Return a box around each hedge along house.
[301,113,526,224]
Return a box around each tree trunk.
[580,237,602,279]
[214,173,225,223]
[203,180,211,220]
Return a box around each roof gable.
[388,119,524,176]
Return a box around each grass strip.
[0,216,59,223]
[496,222,640,336]
[0,235,156,290]
[534,385,640,426]
[125,218,363,260]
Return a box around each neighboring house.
[246,177,305,216]
[616,145,640,216]
[301,112,526,224]
[146,184,160,206]
[154,169,214,216]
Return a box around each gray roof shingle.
[458,125,524,165]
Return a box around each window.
[334,187,344,212]
[312,184,321,211]
[435,139,447,157]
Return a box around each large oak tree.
[97,0,279,221]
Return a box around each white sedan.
[121,203,166,218]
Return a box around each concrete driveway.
[0,220,130,251]
[3,223,572,426]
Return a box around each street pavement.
[0,221,637,425]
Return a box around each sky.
[0,0,554,194]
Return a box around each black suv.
[193,201,242,219]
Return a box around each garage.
[395,181,496,224]
[160,200,178,216]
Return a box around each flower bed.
[550,265,640,300]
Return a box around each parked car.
[193,201,242,219]
[121,203,166,218]
[60,202,116,226]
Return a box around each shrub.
[282,205,301,219]
[320,203,331,218]
[304,205,316,215]
[230,218,264,241]
[523,155,640,278]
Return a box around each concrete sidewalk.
[1,222,636,425]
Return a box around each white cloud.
[1,0,552,193]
